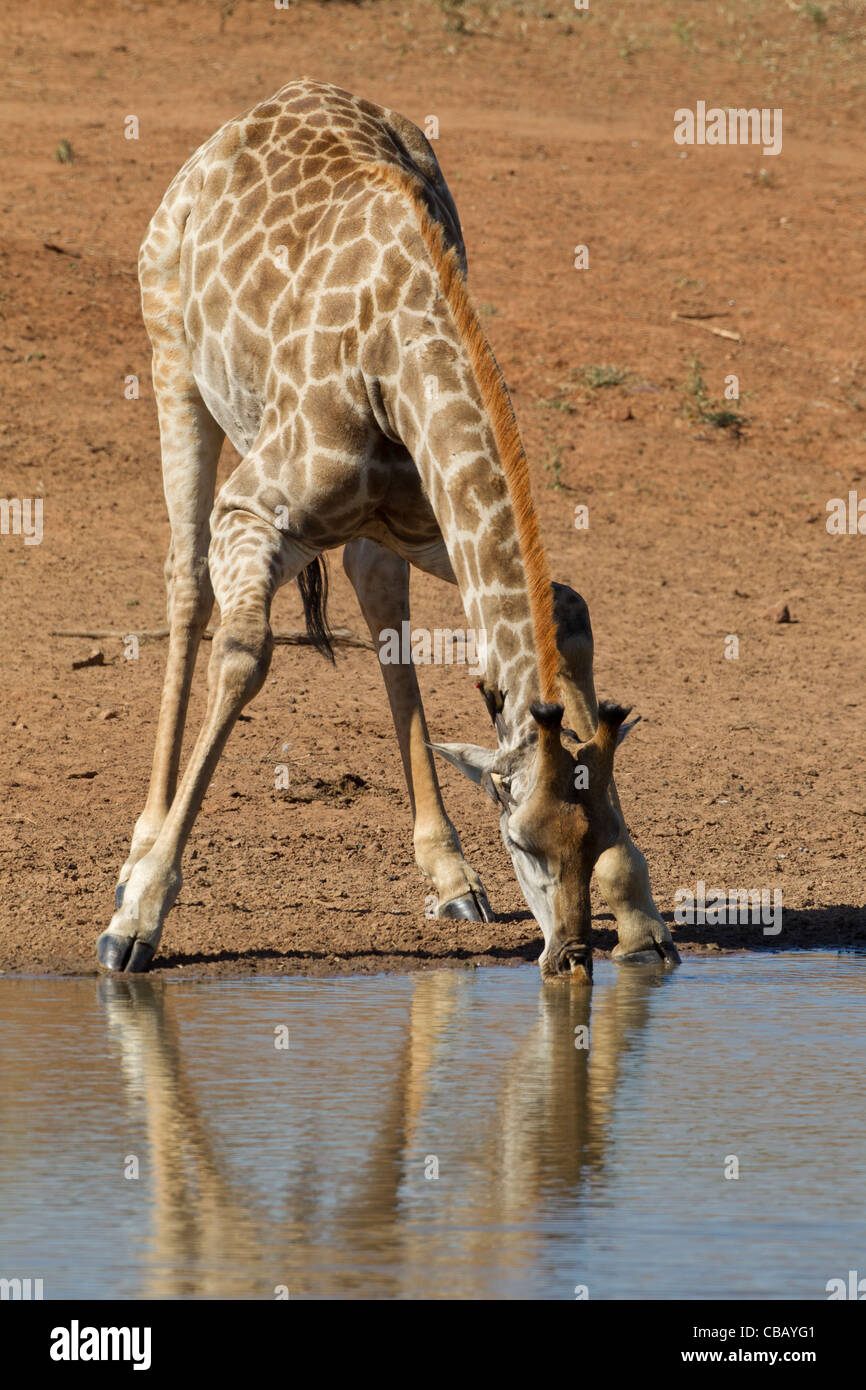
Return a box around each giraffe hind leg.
[343,537,493,923]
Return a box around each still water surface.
[1,952,864,1299]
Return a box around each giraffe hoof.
[96,932,156,973]
[97,932,134,971]
[438,890,494,923]
[127,940,156,973]
[658,939,681,966]
[613,940,680,968]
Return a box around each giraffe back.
[139,79,464,465]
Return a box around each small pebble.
[762,602,791,623]
[72,646,105,670]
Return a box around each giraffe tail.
[296,556,335,663]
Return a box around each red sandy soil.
[1,0,865,978]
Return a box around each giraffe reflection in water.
[100,964,667,1298]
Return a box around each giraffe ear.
[426,742,511,786]
[616,713,641,745]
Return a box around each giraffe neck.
[419,407,547,747]
[366,168,558,747]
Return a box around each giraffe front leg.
[97,604,273,971]
[115,536,216,907]
[551,582,679,967]
[594,786,680,966]
[97,515,280,972]
[114,367,223,907]
[343,538,493,923]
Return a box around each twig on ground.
[671,312,742,342]
[50,626,375,650]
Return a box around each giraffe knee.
[594,832,651,908]
[210,610,273,706]
[166,551,214,630]
[552,582,594,680]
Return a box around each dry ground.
[1,0,865,976]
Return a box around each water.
[1,952,864,1300]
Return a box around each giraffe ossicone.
[97,79,679,981]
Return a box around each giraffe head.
[429,698,629,984]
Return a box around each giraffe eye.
[490,773,513,810]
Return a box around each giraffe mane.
[363,160,560,706]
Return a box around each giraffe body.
[98,80,679,980]
[142,80,461,575]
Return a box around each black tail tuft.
[296,556,335,663]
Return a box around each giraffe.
[97,78,679,981]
